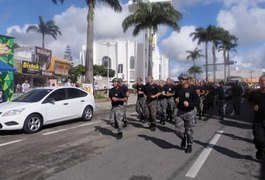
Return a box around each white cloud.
[217,1,265,46]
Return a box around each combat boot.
[185,145,192,153]
[256,149,263,160]
[117,132,123,139]
[123,121,128,128]
[150,124,156,131]
[180,138,186,149]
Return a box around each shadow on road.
[94,126,116,138]
[138,134,182,150]
[222,132,253,144]
[194,140,259,163]
[262,158,265,180]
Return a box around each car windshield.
[13,89,53,102]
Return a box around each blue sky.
[1,0,265,79]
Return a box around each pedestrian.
[21,80,31,93]
[248,74,265,160]
[144,76,161,131]
[216,81,226,120]
[174,73,199,153]
[16,83,21,93]
[165,78,176,122]
[109,78,128,139]
[231,80,244,114]
[64,79,72,87]
[135,78,147,122]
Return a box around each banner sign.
[22,61,40,74]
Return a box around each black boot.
[185,145,192,153]
[123,121,128,128]
[150,124,156,131]
[117,132,123,139]
[256,149,263,160]
[181,138,186,149]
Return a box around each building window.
[130,56,135,69]
[118,64,123,73]
[102,56,111,68]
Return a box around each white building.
[80,40,169,88]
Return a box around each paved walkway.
[95,93,137,111]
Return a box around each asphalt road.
[0,99,264,180]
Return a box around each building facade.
[80,40,169,88]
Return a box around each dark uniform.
[216,81,226,120]
[248,79,265,160]
[157,83,168,125]
[109,79,127,139]
[175,73,199,153]
[135,83,147,122]
[144,79,160,131]
[232,81,244,114]
[164,82,176,122]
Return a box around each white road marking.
[186,129,224,178]
[0,139,26,147]
[42,121,101,136]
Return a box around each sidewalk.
[95,93,137,110]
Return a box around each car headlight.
[2,108,25,117]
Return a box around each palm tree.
[122,0,182,76]
[190,27,210,81]
[218,29,238,81]
[52,0,122,85]
[26,16,62,48]
[186,47,204,79]
[188,66,203,79]
[207,25,223,83]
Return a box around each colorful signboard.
[0,35,14,101]
[22,61,41,74]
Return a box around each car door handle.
[64,103,69,105]
[81,100,85,102]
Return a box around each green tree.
[122,0,182,76]
[218,29,238,80]
[186,47,204,80]
[190,27,210,81]
[93,65,115,77]
[64,45,73,62]
[68,64,85,83]
[26,16,62,48]
[188,66,203,79]
[52,0,122,86]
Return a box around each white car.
[0,86,95,133]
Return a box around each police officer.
[109,78,128,139]
[135,78,147,122]
[175,73,199,153]
[165,78,176,122]
[119,78,129,128]
[216,81,226,120]
[157,80,168,125]
[232,80,244,114]
[144,76,161,131]
[248,74,265,160]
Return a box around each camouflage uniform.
[175,73,199,153]
[144,77,160,131]
[109,78,127,138]
[136,97,147,120]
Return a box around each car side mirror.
[45,98,56,104]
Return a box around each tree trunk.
[42,33,45,48]
[223,48,227,81]
[148,28,153,77]
[212,43,217,83]
[193,60,196,80]
[85,6,94,86]
[205,42,208,81]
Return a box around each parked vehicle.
[0,86,95,133]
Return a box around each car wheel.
[23,114,43,134]
[82,106,93,121]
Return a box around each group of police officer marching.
[109,73,200,153]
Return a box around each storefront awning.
[0,60,16,72]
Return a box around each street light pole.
[107,42,110,96]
